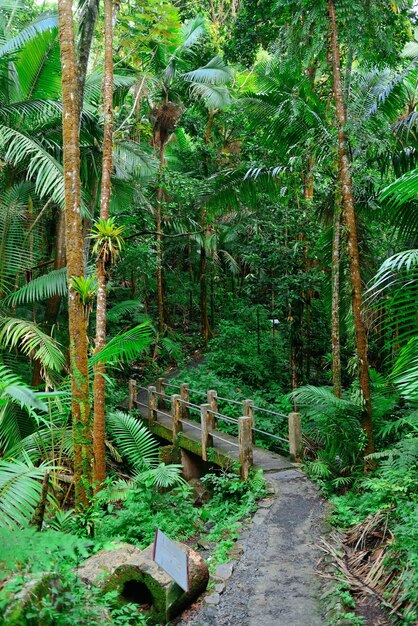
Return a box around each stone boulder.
[78,541,209,624]
[188,478,211,505]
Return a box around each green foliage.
[0,317,65,373]
[95,482,201,548]
[90,323,153,366]
[0,527,92,579]
[0,458,53,529]
[90,217,125,266]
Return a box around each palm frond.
[6,267,67,306]
[0,123,65,206]
[183,56,233,85]
[89,322,153,366]
[177,15,206,52]
[0,317,65,372]
[188,83,232,109]
[112,142,158,181]
[0,13,58,60]
[0,457,53,529]
[106,410,159,469]
[107,299,144,323]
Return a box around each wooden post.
[200,403,213,461]
[207,389,218,429]
[148,386,157,423]
[157,377,165,410]
[128,379,137,411]
[243,399,255,443]
[288,412,303,462]
[238,416,253,481]
[180,383,189,420]
[172,394,182,444]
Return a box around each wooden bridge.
[128,378,303,479]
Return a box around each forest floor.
[176,467,327,626]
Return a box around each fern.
[0,317,65,372]
[0,457,53,529]
[106,411,159,469]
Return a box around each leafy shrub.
[0,527,93,580]
[95,483,201,548]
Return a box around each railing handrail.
[128,377,303,473]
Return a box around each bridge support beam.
[180,383,189,420]
[288,412,303,462]
[243,399,255,443]
[200,403,213,461]
[171,394,182,444]
[128,379,137,411]
[207,390,218,429]
[238,416,253,481]
[157,378,166,410]
[148,386,157,423]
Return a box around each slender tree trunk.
[331,201,342,398]
[188,235,193,323]
[77,0,99,115]
[303,155,314,380]
[210,249,215,328]
[156,149,165,333]
[200,212,210,346]
[328,0,373,454]
[57,0,92,508]
[93,0,113,489]
[200,110,215,344]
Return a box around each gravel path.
[177,468,327,626]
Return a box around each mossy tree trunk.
[57,0,92,507]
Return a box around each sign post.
[153,529,189,592]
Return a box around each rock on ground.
[176,469,327,626]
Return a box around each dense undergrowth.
[0,438,265,625]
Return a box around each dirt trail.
[177,468,327,626]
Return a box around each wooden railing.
[129,378,303,480]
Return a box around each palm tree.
[140,16,233,333]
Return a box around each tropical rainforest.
[1,0,418,623]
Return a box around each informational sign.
[153,529,189,592]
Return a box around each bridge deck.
[135,393,294,474]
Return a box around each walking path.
[177,468,327,626]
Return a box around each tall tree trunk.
[331,201,342,398]
[188,234,193,323]
[200,211,210,346]
[200,110,215,344]
[93,0,113,489]
[40,0,98,385]
[57,0,92,507]
[303,155,314,380]
[210,249,215,328]
[328,0,373,454]
[156,149,165,334]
